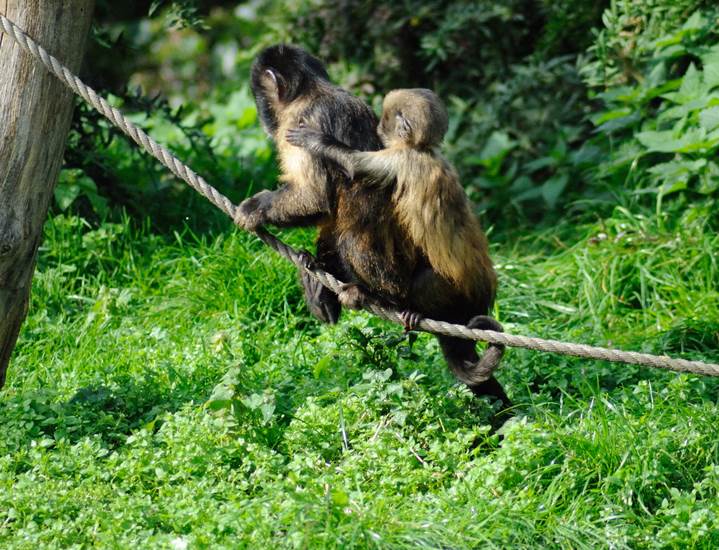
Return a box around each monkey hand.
[399,310,424,332]
[338,283,369,310]
[235,190,273,231]
[286,126,325,150]
[296,248,318,271]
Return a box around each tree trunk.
[0,0,94,389]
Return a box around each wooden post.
[0,0,94,389]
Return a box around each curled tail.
[465,315,505,384]
[438,315,508,406]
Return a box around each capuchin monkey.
[287,88,509,406]
[237,44,411,325]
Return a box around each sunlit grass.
[1,209,718,548]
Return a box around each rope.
[3,13,719,379]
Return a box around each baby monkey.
[287,88,508,405]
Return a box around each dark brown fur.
[286,88,509,406]
[238,45,413,323]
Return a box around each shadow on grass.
[1,375,198,455]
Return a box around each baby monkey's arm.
[286,126,396,183]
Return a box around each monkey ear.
[266,69,288,100]
[396,112,412,141]
[265,69,277,83]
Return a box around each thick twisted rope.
[3,14,719,379]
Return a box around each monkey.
[286,88,509,406]
[236,45,414,325]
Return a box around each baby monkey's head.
[378,89,449,149]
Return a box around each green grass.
[1,209,718,549]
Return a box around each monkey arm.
[236,178,331,231]
[286,127,397,184]
[286,126,357,178]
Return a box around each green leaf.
[698,162,719,194]
[676,64,704,103]
[466,131,516,175]
[647,159,706,179]
[645,61,667,90]
[241,393,264,410]
[331,489,349,507]
[208,382,236,405]
[54,182,81,211]
[591,107,632,126]
[313,355,333,379]
[206,399,232,411]
[260,403,275,424]
[636,128,718,153]
[658,180,688,196]
[524,156,556,173]
[392,410,407,426]
[515,185,543,203]
[682,10,706,31]
[635,131,677,152]
[699,106,719,132]
[659,96,715,123]
[647,159,706,197]
[596,112,642,133]
[54,168,107,216]
[541,174,569,208]
[701,45,719,88]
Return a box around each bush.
[61,0,613,230]
[581,4,719,227]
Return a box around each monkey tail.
[474,342,505,379]
[466,314,505,381]
[437,315,508,405]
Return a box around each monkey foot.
[338,283,367,310]
[399,310,423,332]
[296,249,317,270]
[466,315,503,332]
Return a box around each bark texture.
[0,0,94,389]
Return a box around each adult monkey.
[237,46,509,407]
[236,44,411,324]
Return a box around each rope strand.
[2,13,718,378]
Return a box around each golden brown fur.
[288,88,497,304]
[380,88,448,149]
[245,49,508,406]
[372,89,495,303]
[386,147,495,301]
[381,90,493,300]
[286,88,509,406]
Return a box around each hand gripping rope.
[2,14,719,380]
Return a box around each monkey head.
[251,44,330,138]
[378,89,449,149]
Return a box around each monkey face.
[251,45,330,138]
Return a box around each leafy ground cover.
[1,207,718,548]
[3,1,719,547]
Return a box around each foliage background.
[2,0,719,547]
